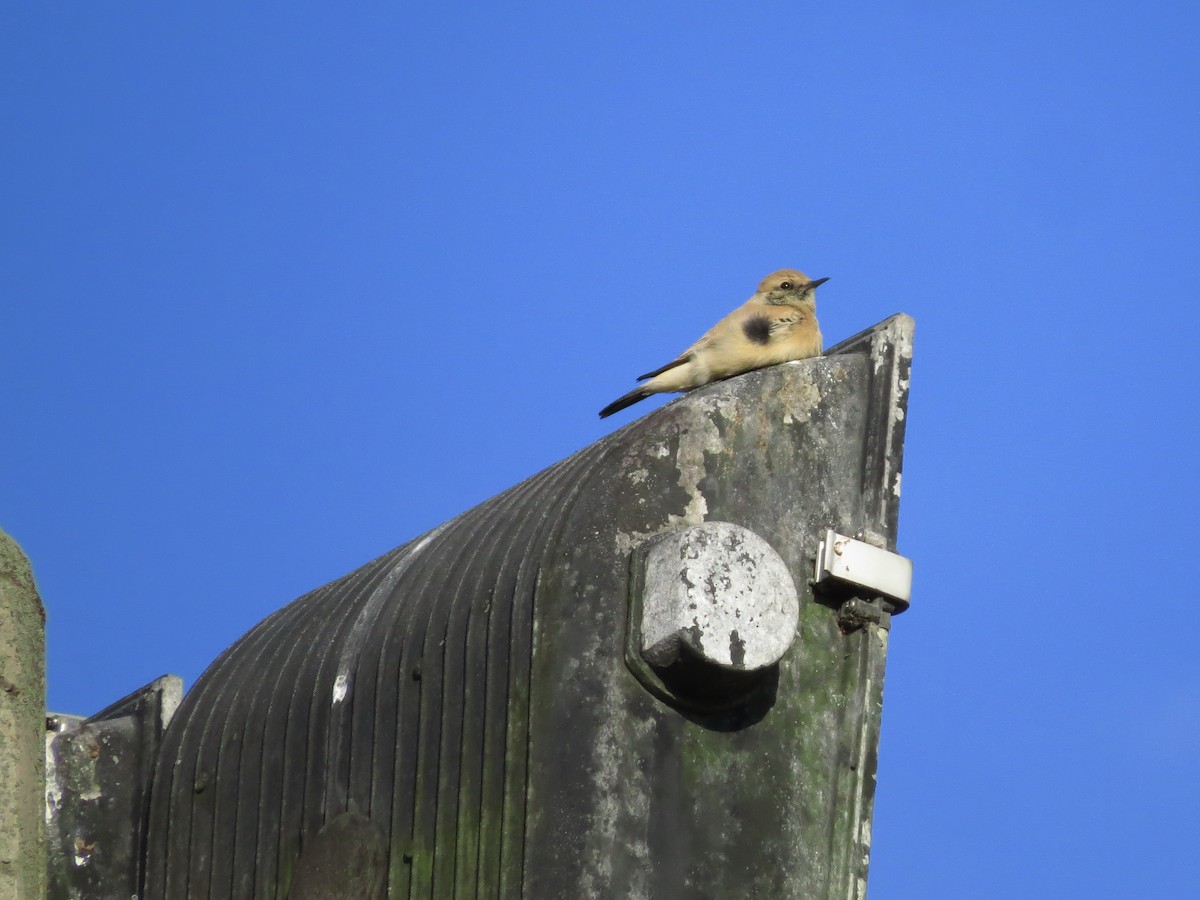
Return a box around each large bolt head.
[639,522,799,672]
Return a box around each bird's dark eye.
[780,281,793,290]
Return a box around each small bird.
[599,268,829,419]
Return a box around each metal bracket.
[814,529,912,616]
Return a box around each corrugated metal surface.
[144,441,619,898]
[141,314,913,899]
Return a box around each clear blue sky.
[4,3,1197,897]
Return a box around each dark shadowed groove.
[443,487,536,897]
[222,557,391,898]
[151,573,346,897]
[446,506,519,899]
[245,598,349,898]
[462,444,606,897]
[363,527,458,836]
[505,437,629,898]
[383,523,464,899]
[474,541,520,900]
[257,547,411,898]
[355,526,454,868]
[353,541,428,831]
[335,530,455,829]
[345,531,454,848]
[473,599,517,897]
[146,603,252,897]
[194,588,343,897]
[270,564,391,898]
[408,513,477,897]
[221,561,391,898]
[438,502,522,897]
[211,597,307,898]
[472,465,570,898]
[408,509,498,898]
[360,593,405,823]
[187,554,393,897]
[462,499,549,897]
[310,563,388,822]
[429,497,525,898]
[251,571,371,900]
[275,561,388,895]
[498,550,540,900]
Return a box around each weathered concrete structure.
[45,677,181,899]
[0,532,47,900]
[41,313,914,898]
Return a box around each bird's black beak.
[810,277,830,288]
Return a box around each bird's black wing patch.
[637,354,691,382]
[742,315,772,345]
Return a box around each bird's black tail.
[599,387,651,419]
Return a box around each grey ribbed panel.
[143,431,621,899]
[147,550,406,898]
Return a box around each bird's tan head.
[757,268,830,306]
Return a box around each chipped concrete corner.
[45,675,181,900]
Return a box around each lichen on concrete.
[0,529,46,900]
